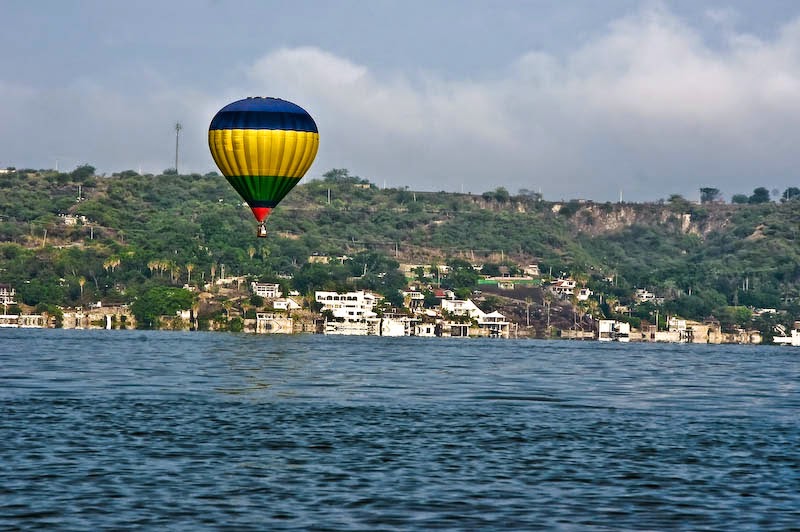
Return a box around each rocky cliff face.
[558,202,735,238]
[470,195,736,239]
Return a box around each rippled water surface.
[1,330,799,530]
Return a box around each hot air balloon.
[208,97,319,237]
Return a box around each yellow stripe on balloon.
[208,129,320,178]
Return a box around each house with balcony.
[478,311,511,338]
[433,288,456,301]
[316,290,382,335]
[634,289,663,304]
[441,298,485,321]
[402,290,425,313]
[251,282,282,299]
[316,290,380,321]
[550,278,576,298]
[0,283,16,306]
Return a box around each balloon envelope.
[208,97,319,222]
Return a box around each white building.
[316,290,380,320]
[0,284,16,306]
[551,278,576,297]
[273,297,301,311]
[214,275,246,288]
[415,322,439,337]
[441,298,485,321]
[402,290,425,312]
[598,320,631,342]
[576,287,593,301]
[523,264,541,277]
[774,324,800,346]
[251,282,282,299]
[256,313,293,334]
[379,316,419,337]
[478,311,511,338]
[60,214,88,226]
[635,289,656,303]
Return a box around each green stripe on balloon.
[224,175,302,208]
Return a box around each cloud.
[0,73,216,175]
[243,6,800,200]
[3,4,800,201]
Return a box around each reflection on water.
[1,329,799,530]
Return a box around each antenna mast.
[174,122,182,174]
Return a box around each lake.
[1,329,798,530]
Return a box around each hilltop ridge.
[0,166,798,336]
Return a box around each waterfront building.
[478,311,511,338]
[598,320,631,342]
[316,290,380,321]
[256,313,293,334]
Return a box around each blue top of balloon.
[209,97,318,133]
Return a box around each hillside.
[0,166,798,335]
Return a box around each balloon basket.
[257,224,268,238]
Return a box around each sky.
[2,0,800,202]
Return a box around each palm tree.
[186,263,195,284]
[170,263,181,283]
[78,277,86,300]
[103,256,121,273]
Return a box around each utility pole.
[175,122,182,174]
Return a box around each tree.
[322,168,367,185]
[482,187,510,203]
[292,262,348,294]
[131,287,195,329]
[667,194,691,212]
[731,194,749,204]
[413,266,427,283]
[699,187,721,204]
[715,306,753,332]
[70,164,96,182]
[442,258,479,290]
[481,262,501,277]
[493,187,510,203]
[749,187,771,204]
[782,187,800,202]
[517,188,543,201]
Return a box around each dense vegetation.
[1,165,799,336]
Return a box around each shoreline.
[1,320,788,346]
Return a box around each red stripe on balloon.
[251,207,272,222]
